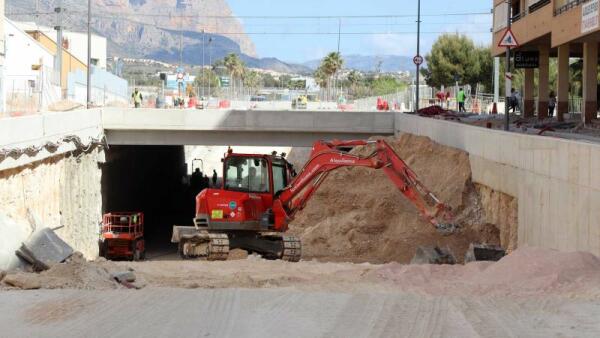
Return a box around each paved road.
[1,288,599,338]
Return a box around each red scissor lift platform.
[99,212,145,261]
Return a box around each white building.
[14,22,107,70]
[3,18,61,115]
[0,0,5,114]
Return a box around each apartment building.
[493,0,600,123]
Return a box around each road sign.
[413,55,424,66]
[498,28,519,48]
[220,76,230,88]
[177,72,185,80]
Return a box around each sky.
[227,0,493,63]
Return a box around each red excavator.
[171,139,456,261]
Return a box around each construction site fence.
[4,76,62,117]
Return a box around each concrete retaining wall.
[395,113,600,255]
[0,149,103,269]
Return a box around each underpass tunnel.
[101,145,198,257]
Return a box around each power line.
[7,11,493,19]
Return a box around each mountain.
[304,54,416,73]
[7,0,256,55]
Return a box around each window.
[272,163,288,195]
[224,157,269,193]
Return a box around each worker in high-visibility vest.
[132,88,143,108]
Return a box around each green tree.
[422,34,491,90]
[223,53,245,95]
[243,70,262,94]
[346,70,363,96]
[194,68,219,93]
[315,52,344,100]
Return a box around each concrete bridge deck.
[101,108,394,146]
[0,108,394,170]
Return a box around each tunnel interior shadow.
[101,145,198,257]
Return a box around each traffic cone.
[491,102,498,115]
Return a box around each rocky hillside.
[6,0,257,59]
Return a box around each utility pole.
[87,0,92,108]
[54,0,63,92]
[208,37,213,99]
[415,0,421,113]
[494,57,500,103]
[202,29,205,98]
[504,1,511,131]
[336,18,341,101]
[337,18,341,54]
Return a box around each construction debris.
[15,228,74,272]
[2,273,41,290]
[410,246,456,265]
[464,243,506,263]
[111,271,136,283]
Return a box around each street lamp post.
[202,29,205,99]
[504,1,511,131]
[208,37,213,99]
[87,0,92,108]
[415,0,421,113]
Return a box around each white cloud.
[365,34,435,57]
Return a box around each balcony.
[555,0,591,15]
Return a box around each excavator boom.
[273,139,456,233]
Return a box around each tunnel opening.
[101,144,296,260]
[101,145,204,259]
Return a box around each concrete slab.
[18,228,74,270]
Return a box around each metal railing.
[554,0,591,15]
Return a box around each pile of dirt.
[47,100,84,112]
[374,247,600,298]
[290,134,513,263]
[1,253,122,290]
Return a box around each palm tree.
[223,53,245,97]
[318,52,344,100]
[243,71,261,95]
[347,70,362,97]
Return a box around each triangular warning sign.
[498,28,519,48]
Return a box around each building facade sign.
[582,0,599,34]
[514,51,540,69]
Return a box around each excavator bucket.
[411,246,456,265]
[464,243,506,263]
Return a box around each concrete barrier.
[0,109,104,171]
[395,113,600,256]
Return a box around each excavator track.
[178,232,229,261]
[280,236,302,262]
[207,233,230,261]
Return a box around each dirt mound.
[2,253,121,290]
[47,100,83,112]
[290,134,507,263]
[374,247,600,298]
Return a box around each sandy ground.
[2,248,600,337]
[2,288,600,338]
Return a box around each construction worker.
[457,88,466,113]
[549,91,557,118]
[132,88,143,108]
